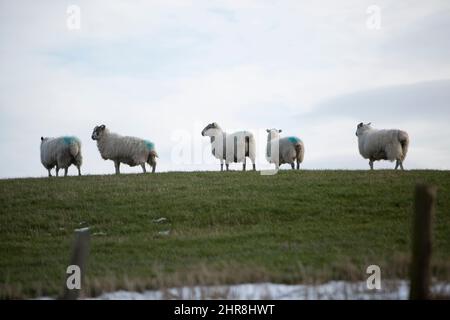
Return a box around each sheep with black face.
[201,122,256,171]
[92,125,158,174]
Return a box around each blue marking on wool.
[144,140,155,150]
[63,136,76,145]
[288,136,300,144]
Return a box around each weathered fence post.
[62,227,90,300]
[409,184,436,300]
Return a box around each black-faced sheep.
[201,122,256,171]
[91,125,158,174]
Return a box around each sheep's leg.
[48,169,52,177]
[226,164,229,171]
[290,163,295,170]
[243,158,246,171]
[64,168,68,177]
[296,160,300,170]
[77,165,81,176]
[55,166,59,177]
[399,161,404,171]
[141,163,146,173]
[147,153,157,173]
[114,161,120,175]
[249,156,256,171]
[395,160,399,170]
[369,160,374,170]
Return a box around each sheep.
[266,129,305,170]
[91,124,158,174]
[40,136,82,177]
[355,122,409,170]
[201,122,256,171]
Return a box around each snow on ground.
[94,281,450,300]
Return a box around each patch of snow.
[94,280,450,300]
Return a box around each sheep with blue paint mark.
[266,129,305,170]
[355,122,409,170]
[91,125,158,174]
[201,122,256,171]
[40,136,82,177]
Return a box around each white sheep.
[91,125,158,174]
[40,136,82,177]
[201,122,256,171]
[355,122,409,170]
[266,129,305,170]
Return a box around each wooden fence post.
[62,227,90,300]
[409,184,436,300]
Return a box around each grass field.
[0,170,449,299]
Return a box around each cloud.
[1,1,450,177]
[308,79,450,122]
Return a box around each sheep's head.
[266,128,282,141]
[355,122,372,137]
[92,124,106,140]
[40,136,49,144]
[201,122,221,137]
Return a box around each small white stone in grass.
[152,217,167,223]
[93,232,107,236]
[158,230,170,236]
[79,221,87,225]
[75,227,90,232]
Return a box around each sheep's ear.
[100,124,105,130]
[358,122,363,128]
[212,122,218,127]
[41,136,44,141]
[279,129,282,133]
[266,129,270,133]
[367,122,372,126]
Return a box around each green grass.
[0,170,449,298]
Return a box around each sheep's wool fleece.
[96,130,156,166]
[358,129,408,161]
[267,136,304,164]
[210,131,256,163]
[40,136,82,169]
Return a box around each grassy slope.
[0,170,449,298]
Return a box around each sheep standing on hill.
[40,136,82,177]
[355,122,409,170]
[266,129,305,170]
[201,122,256,171]
[91,125,158,174]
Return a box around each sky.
[1,0,450,178]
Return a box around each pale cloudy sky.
[1,0,449,178]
